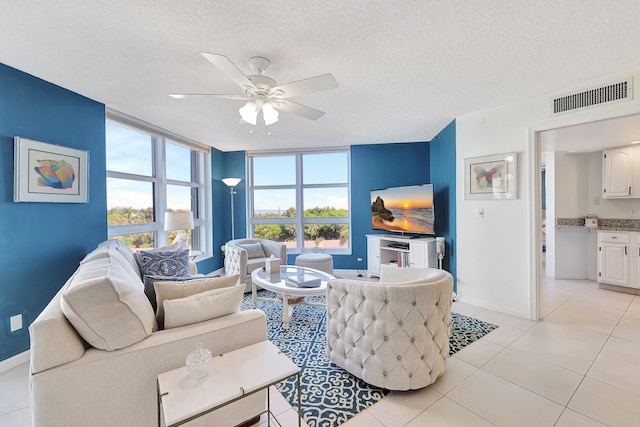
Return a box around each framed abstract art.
[14,137,89,203]
[464,152,518,200]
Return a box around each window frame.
[247,149,351,255]
[106,117,211,256]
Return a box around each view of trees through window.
[249,152,350,251]
[106,120,204,251]
[107,208,190,249]
[253,207,349,247]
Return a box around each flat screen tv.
[370,184,435,236]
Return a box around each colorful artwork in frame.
[14,137,89,203]
[464,152,518,200]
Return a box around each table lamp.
[165,211,194,247]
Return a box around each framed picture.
[14,137,89,203]
[464,152,518,200]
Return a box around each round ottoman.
[295,253,334,275]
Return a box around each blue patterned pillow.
[135,249,190,278]
[135,249,191,309]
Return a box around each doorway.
[533,113,640,320]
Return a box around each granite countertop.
[555,218,640,232]
[597,218,640,232]
[555,218,586,229]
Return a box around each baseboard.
[333,268,359,275]
[203,267,225,277]
[0,350,30,373]
[456,295,533,321]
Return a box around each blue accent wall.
[429,120,457,289]
[224,151,247,240]
[348,142,430,270]
[204,149,246,273]
[0,64,106,362]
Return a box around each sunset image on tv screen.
[370,185,435,234]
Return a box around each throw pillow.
[135,248,190,277]
[135,248,191,307]
[163,285,244,329]
[153,274,240,328]
[239,242,266,259]
[60,256,157,351]
[143,274,192,312]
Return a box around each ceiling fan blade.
[201,52,257,91]
[274,100,325,120]
[169,93,249,99]
[270,74,338,98]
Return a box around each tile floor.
[3,275,640,426]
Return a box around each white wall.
[553,152,591,279]
[554,152,589,218]
[544,154,556,279]
[456,69,640,319]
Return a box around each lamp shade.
[222,178,242,187]
[164,211,194,231]
[239,101,258,125]
[262,102,279,125]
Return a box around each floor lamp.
[222,178,242,240]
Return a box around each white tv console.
[366,234,437,277]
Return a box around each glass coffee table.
[251,265,335,330]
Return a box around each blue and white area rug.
[241,291,498,427]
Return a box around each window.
[248,150,350,253]
[106,120,208,253]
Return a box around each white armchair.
[326,265,453,390]
[224,238,287,291]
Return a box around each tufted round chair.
[326,266,453,390]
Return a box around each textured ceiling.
[2,0,640,152]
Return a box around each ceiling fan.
[170,53,339,126]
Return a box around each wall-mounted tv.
[370,184,435,236]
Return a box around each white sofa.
[326,265,453,391]
[224,238,287,291]
[29,239,267,427]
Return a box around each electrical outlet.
[10,314,23,332]
[476,208,485,219]
[593,197,600,205]
[632,210,638,217]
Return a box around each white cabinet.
[597,231,638,289]
[602,147,633,198]
[367,235,381,277]
[366,234,436,277]
[409,241,428,268]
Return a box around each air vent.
[551,77,633,115]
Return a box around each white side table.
[157,341,301,427]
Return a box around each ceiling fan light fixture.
[239,101,259,125]
[174,54,338,126]
[262,102,279,126]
